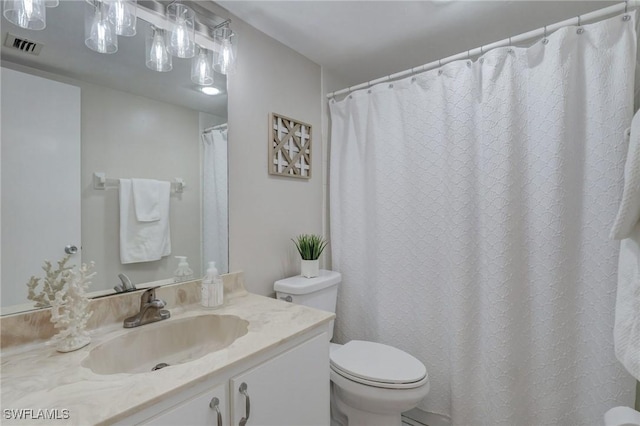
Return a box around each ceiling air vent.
[4,33,42,56]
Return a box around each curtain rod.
[327,1,638,99]
[203,123,228,132]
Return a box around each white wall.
[200,3,324,296]
[229,16,323,296]
[320,69,352,270]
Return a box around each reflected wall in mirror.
[1,1,229,314]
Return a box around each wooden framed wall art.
[269,112,312,179]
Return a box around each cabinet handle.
[209,397,222,426]
[239,382,250,426]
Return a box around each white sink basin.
[82,315,249,375]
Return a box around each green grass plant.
[292,234,328,260]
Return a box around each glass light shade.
[3,0,46,30]
[85,1,118,54]
[213,26,237,75]
[146,26,172,72]
[166,1,195,58]
[108,0,137,37]
[191,46,214,86]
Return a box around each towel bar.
[93,172,185,193]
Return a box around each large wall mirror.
[1,1,229,314]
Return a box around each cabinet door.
[142,382,228,426]
[230,333,329,426]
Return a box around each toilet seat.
[330,340,428,389]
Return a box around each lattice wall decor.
[269,113,312,179]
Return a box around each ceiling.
[1,1,227,117]
[218,0,618,88]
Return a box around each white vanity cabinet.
[121,330,329,426]
[229,332,329,426]
[143,383,228,426]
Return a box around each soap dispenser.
[201,261,224,309]
[174,256,194,282]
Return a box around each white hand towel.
[614,221,640,381]
[611,110,640,381]
[119,179,171,264]
[610,113,640,239]
[132,178,161,222]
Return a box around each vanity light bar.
[135,1,225,55]
[93,172,185,193]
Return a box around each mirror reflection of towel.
[132,178,161,222]
[119,178,171,264]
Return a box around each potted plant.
[292,234,328,278]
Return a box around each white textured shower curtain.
[202,127,228,273]
[330,14,637,425]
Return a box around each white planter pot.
[301,259,319,278]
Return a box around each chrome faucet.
[114,273,136,293]
[123,287,170,328]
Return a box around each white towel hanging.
[132,178,161,222]
[119,179,171,264]
[611,113,640,239]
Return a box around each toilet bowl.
[275,271,430,426]
[329,340,430,426]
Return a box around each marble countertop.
[0,291,334,425]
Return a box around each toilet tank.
[274,270,341,339]
[274,270,341,312]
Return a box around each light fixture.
[200,86,221,96]
[146,25,172,72]
[85,0,118,54]
[166,1,195,59]
[191,46,214,86]
[213,25,237,75]
[108,0,137,37]
[3,0,47,30]
[4,1,235,89]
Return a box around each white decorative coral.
[49,262,95,353]
[26,255,73,308]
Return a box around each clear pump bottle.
[201,261,224,309]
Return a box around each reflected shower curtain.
[329,14,637,425]
[202,127,228,273]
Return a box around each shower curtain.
[202,127,228,273]
[329,14,637,425]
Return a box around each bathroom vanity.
[0,273,333,425]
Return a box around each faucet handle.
[118,273,135,291]
[150,299,166,308]
[141,286,166,304]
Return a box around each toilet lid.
[330,340,427,386]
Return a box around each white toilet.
[274,270,430,426]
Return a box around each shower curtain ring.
[577,16,584,34]
[623,1,631,20]
[542,26,549,44]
